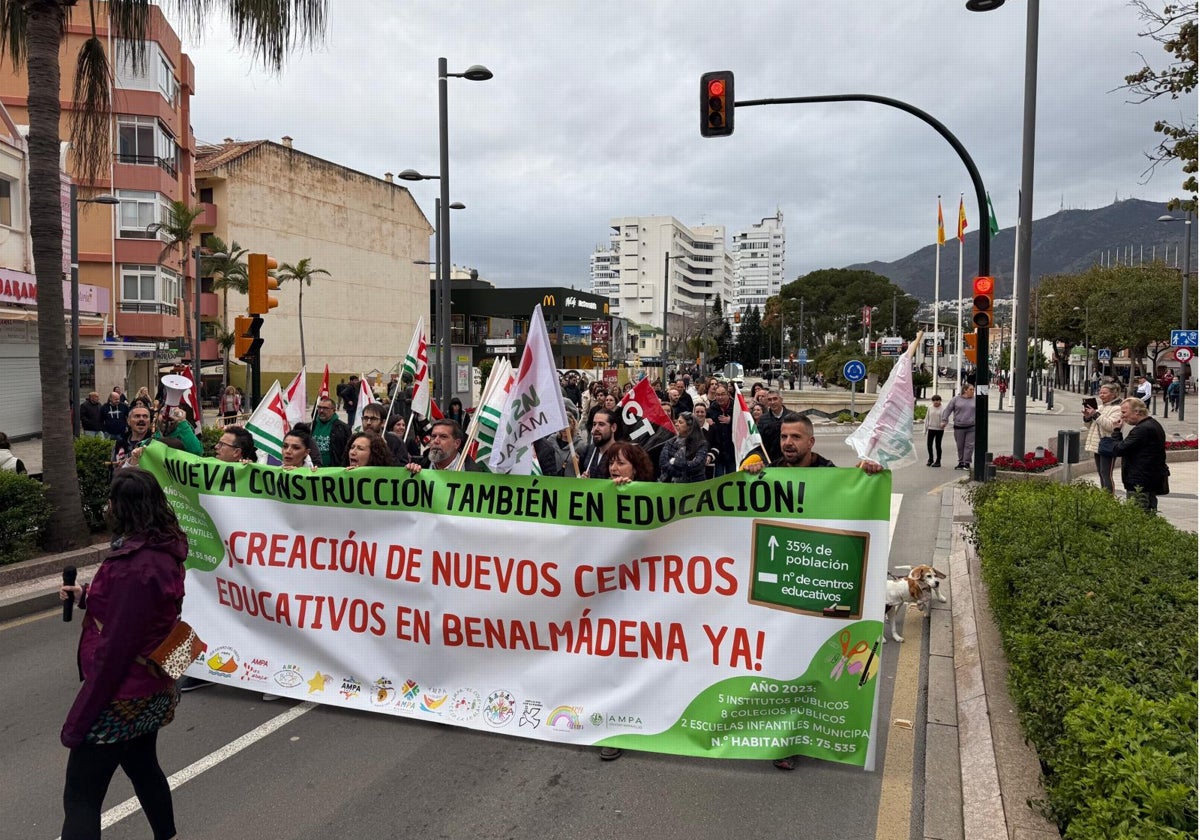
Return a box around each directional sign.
[797,349,808,364]
[1171,330,1198,348]
[1174,346,1194,364]
[1097,348,1113,363]
[843,359,867,383]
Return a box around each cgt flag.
[319,364,330,400]
[619,378,675,434]
[488,305,569,475]
[245,381,290,464]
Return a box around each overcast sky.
[173,1,1193,290]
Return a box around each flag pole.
[934,196,943,398]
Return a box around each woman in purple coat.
[58,468,188,840]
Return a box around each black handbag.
[1097,435,1118,456]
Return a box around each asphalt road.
[0,408,1085,840]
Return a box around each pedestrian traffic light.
[248,253,280,315]
[234,315,254,360]
[972,275,995,328]
[700,71,734,137]
[964,332,978,365]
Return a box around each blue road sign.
[797,349,808,364]
[1171,330,1198,348]
[1097,348,1113,362]
[843,359,867,383]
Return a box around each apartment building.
[589,216,732,363]
[0,4,195,421]
[194,139,433,389]
[732,210,786,336]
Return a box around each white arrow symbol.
[768,535,779,563]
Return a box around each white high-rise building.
[732,210,786,334]
[589,216,733,362]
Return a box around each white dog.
[883,564,947,643]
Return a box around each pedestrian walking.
[925,395,946,467]
[943,384,976,470]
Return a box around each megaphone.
[161,374,191,408]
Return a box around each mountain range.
[847,199,1188,302]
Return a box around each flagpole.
[934,197,943,397]
[1007,193,1020,388]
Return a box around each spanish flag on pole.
[937,197,946,246]
[957,195,968,243]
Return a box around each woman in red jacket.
[59,468,188,840]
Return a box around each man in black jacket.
[1112,397,1169,511]
[360,403,409,466]
[100,390,129,440]
[79,392,105,437]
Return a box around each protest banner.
[141,444,890,768]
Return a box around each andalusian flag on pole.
[465,357,514,468]
[246,380,290,464]
[732,385,763,466]
[488,305,569,475]
[402,317,431,418]
[987,193,1000,237]
[283,367,307,426]
[937,197,946,246]
[957,195,968,243]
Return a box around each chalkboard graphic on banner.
[748,520,870,619]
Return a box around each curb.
[0,541,108,623]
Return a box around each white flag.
[245,381,290,464]
[466,357,514,468]
[402,317,431,418]
[351,376,378,433]
[845,357,917,469]
[488,305,569,475]
[283,367,307,427]
[732,384,763,466]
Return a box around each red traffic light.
[700,71,734,138]
[973,276,994,296]
[708,79,725,97]
[971,275,995,328]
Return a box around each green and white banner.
[141,444,892,768]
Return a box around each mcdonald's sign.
[543,294,556,307]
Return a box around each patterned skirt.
[84,686,180,745]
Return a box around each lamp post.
[968,0,1039,460]
[1158,211,1192,420]
[1073,305,1089,392]
[662,251,687,379]
[1031,290,1053,399]
[69,186,119,436]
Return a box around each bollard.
[1056,429,1081,465]
[1047,385,1054,410]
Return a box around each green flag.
[987,193,1000,237]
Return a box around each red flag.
[178,365,202,429]
[620,378,674,433]
[429,399,444,420]
[319,364,330,400]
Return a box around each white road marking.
[77,701,318,836]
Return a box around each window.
[118,190,168,239]
[157,55,180,106]
[0,178,13,227]
[198,187,214,203]
[120,264,179,314]
[116,116,178,175]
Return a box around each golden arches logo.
[543,294,556,307]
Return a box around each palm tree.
[201,236,248,391]
[0,2,327,550]
[276,258,330,368]
[147,199,205,365]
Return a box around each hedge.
[0,470,51,565]
[75,436,114,531]
[969,481,1198,837]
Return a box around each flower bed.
[992,451,1060,472]
[1165,437,1198,451]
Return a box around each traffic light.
[248,253,280,315]
[234,315,254,360]
[700,71,734,137]
[972,275,995,328]
[964,332,978,365]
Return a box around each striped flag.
[732,384,763,466]
[402,317,431,418]
[937,197,946,246]
[246,380,290,464]
[957,195,968,243]
[467,357,514,468]
[283,367,307,426]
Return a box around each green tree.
[276,258,331,369]
[778,268,917,352]
[147,199,205,365]
[735,306,763,368]
[0,1,326,549]
[1125,1,1198,211]
[201,236,248,391]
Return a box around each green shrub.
[972,481,1198,836]
[913,405,928,422]
[0,471,51,564]
[199,425,224,458]
[74,435,113,532]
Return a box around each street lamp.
[402,58,492,405]
[1158,210,1193,420]
[662,252,687,379]
[69,186,119,436]
[968,0,1039,459]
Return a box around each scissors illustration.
[831,629,870,680]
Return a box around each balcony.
[195,202,217,229]
[117,305,182,340]
[199,292,219,318]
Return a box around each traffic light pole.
[732,91,991,479]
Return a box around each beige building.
[195,139,433,390]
